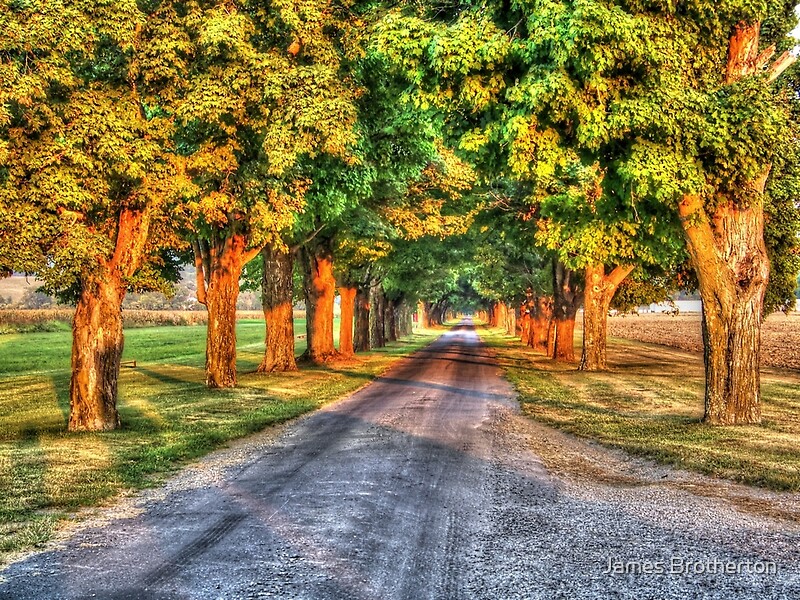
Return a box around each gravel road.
[2,321,800,599]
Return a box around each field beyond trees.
[607,313,800,372]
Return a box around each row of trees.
[0,1,476,431]
[2,1,800,431]
[376,0,800,425]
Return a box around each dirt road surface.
[2,321,800,599]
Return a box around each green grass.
[481,327,800,492]
[0,319,437,563]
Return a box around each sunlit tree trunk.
[195,233,258,388]
[680,193,768,424]
[301,241,338,363]
[675,21,794,424]
[258,244,296,373]
[338,286,357,357]
[495,301,508,330]
[69,208,150,431]
[70,274,125,431]
[579,263,633,371]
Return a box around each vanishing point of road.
[2,321,800,599]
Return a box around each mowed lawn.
[483,327,800,492]
[0,319,436,563]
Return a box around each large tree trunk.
[354,288,371,352]
[679,194,769,424]
[579,263,633,371]
[672,21,791,424]
[194,233,259,388]
[301,242,338,363]
[549,260,581,362]
[258,245,296,373]
[203,235,250,388]
[69,275,125,431]
[338,286,357,357]
[69,208,151,431]
[370,281,386,348]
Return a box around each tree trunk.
[579,263,634,371]
[520,301,532,346]
[205,241,246,388]
[258,245,296,373]
[671,21,787,424]
[194,233,260,388]
[69,208,151,431]
[506,302,516,336]
[370,281,386,348]
[301,242,339,363]
[531,295,553,353]
[338,286,357,357]
[495,302,507,330]
[488,302,497,327]
[422,301,433,328]
[395,300,408,337]
[549,260,581,362]
[354,288,371,352]
[69,276,125,431]
[679,194,769,424]
[385,299,397,342]
[404,301,414,336]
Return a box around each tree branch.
[290,225,326,252]
[607,265,635,289]
[767,50,797,84]
[241,245,263,266]
[192,239,208,306]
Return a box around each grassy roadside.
[480,326,800,492]
[0,321,439,565]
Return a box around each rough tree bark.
[676,21,795,425]
[194,233,260,388]
[398,300,413,336]
[531,295,553,353]
[680,190,769,424]
[338,286,357,357]
[421,301,434,328]
[495,302,508,330]
[69,209,150,431]
[301,241,339,363]
[258,244,296,373]
[579,264,634,371]
[385,299,397,342]
[354,287,371,352]
[549,260,582,362]
[370,280,386,348]
[506,302,516,336]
